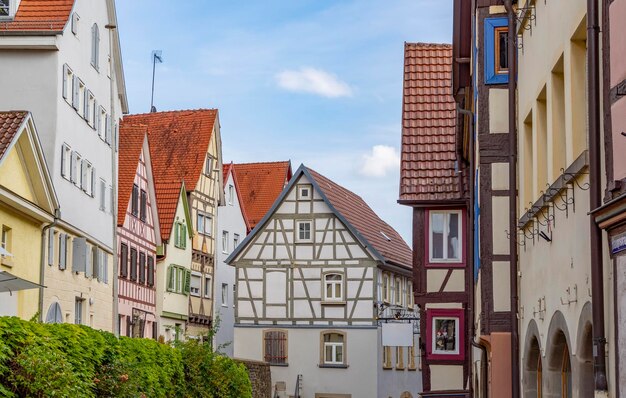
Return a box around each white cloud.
[359,145,401,178]
[275,67,352,98]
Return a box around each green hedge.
[0,317,251,398]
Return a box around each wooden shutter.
[60,145,66,178]
[59,234,66,270]
[85,245,93,278]
[140,190,147,221]
[181,225,187,249]
[174,222,180,247]
[184,269,191,294]
[120,243,128,278]
[105,115,112,144]
[130,248,137,281]
[62,64,69,99]
[72,76,79,110]
[47,229,55,266]
[167,266,174,292]
[83,89,89,119]
[147,256,154,286]
[139,252,146,284]
[92,247,99,280]
[90,167,96,197]
[70,152,77,183]
[81,161,88,191]
[103,251,108,284]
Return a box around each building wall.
[215,170,246,356]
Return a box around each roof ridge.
[126,108,217,118]
[233,160,290,166]
[405,42,452,47]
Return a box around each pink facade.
[117,146,159,338]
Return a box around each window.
[395,347,404,369]
[98,107,106,139]
[105,116,112,145]
[407,282,414,309]
[85,90,94,124]
[0,0,9,17]
[167,265,190,295]
[233,234,240,249]
[323,273,344,302]
[62,64,73,101]
[427,309,464,361]
[91,24,100,70]
[204,276,212,298]
[408,341,417,370]
[382,273,390,303]
[296,220,312,242]
[321,332,345,366]
[263,330,287,365]
[484,17,509,84]
[383,346,392,369]
[75,298,84,325]
[138,252,146,284]
[130,248,137,281]
[58,233,68,270]
[1,225,11,266]
[45,302,63,324]
[428,210,462,263]
[222,231,229,253]
[99,179,106,211]
[81,160,92,195]
[221,283,228,307]
[70,151,79,184]
[140,190,147,221]
[71,12,79,34]
[60,144,71,179]
[131,184,139,217]
[174,221,187,249]
[119,243,128,278]
[228,185,234,205]
[197,213,212,236]
[204,156,212,175]
[298,185,311,199]
[395,277,402,305]
[147,256,155,287]
[190,273,201,297]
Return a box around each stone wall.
[236,359,271,398]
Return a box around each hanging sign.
[611,232,626,255]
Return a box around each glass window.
[205,156,212,176]
[395,277,402,305]
[324,273,343,302]
[495,27,509,74]
[131,184,139,217]
[233,234,240,249]
[0,0,9,16]
[74,298,84,325]
[296,221,312,242]
[264,330,287,365]
[322,332,345,365]
[382,273,390,302]
[298,185,311,199]
[228,185,234,205]
[91,24,99,69]
[222,231,229,253]
[432,317,459,355]
[130,248,137,281]
[204,276,212,298]
[190,273,201,297]
[140,190,147,221]
[429,210,462,263]
[222,283,228,307]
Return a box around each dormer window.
[0,0,10,17]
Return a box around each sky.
[116,0,453,243]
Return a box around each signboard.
[382,323,414,347]
[612,232,626,255]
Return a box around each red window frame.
[424,208,467,268]
[426,308,465,361]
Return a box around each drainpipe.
[587,0,609,393]
[503,2,520,398]
[39,208,60,322]
[458,105,475,396]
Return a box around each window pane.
[325,345,333,362]
[326,283,332,298]
[336,345,343,362]
[434,318,457,352]
[197,214,204,233]
[335,284,341,298]
[447,213,460,260]
[431,213,444,259]
[498,31,508,70]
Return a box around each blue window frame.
[484,17,509,85]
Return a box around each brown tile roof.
[154,180,184,241]
[0,0,74,32]
[117,124,147,226]
[0,111,28,160]
[400,42,463,202]
[233,161,292,232]
[308,168,412,268]
[123,109,218,192]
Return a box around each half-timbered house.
[228,165,419,398]
[398,43,471,397]
[117,124,161,338]
[125,109,224,338]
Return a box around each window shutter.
[184,270,191,295]
[62,64,68,99]
[167,266,173,292]
[147,257,154,286]
[92,248,99,280]
[120,244,128,278]
[85,245,93,278]
[93,100,98,129]
[99,180,106,211]
[97,109,102,136]
[72,237,87,273]
[47,229,55,266]
[83,89,89,119]
[174,222,180,247]
[103,252,108,284]
[105,115,112,144]
[81,161,88,191]
[181,225,187,249]
[72,76,79,110]
[90,168,96,197]
[59,234,66,270]
[70,152,76,182]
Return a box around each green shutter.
[167,266,174,292]
[184,270,191,295]
[174,222,180,248]
[181,224,187,249]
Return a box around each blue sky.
[116,0,453,242]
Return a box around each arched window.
[45,302,63,323]
[263,330,287,365]
[323,273,343,302]
[561,344,572,398]
[91,24,100,69]
[321,331,346,365]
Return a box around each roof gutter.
[503,2,520,398]
[587,0,609,393]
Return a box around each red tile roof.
[400,43,464,202]
[123,109,218,192]
[222,163,232,189]
[308,168,412,268]
[0,0,74,32]
[154,180,184,241]
[232,161,292,231]
[117,124,147,226]
[0,111,28,159]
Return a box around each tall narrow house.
[0,0,128,331]
[398,43,471,396]
[124,109,223,337]
[117,124,161,338]
[228,165,417,398]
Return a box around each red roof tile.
[0,111,28,159]
[123,109,217,192]
[399,43,465,202]
[154,180,184,241]
[117,124,147,226]
[308,168,412,268]
[233,161,292,231]
[222,162,232,189]
[0,0,74,32]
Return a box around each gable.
[0,143,36,203]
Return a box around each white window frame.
[221,283,228,307]
[62,64,73,101]
[61,143,71,180]
[190,272,201,297]
[0,0,11,18]
[98,107,106,139]
[431,316,460,356]
[322,333,345,365]
[428,210,463,263]
[204,156,212,176]
[395,276,403,305]
[81,160,92,195]
[222,231,229,253]
[228,185,234,205]
[203,276,212,299]
[323,273,344,302]
[197,213,212,236]
[71,12,79,35]
[407,282,414,309]
[75,297,84,325]
[233,233,240,249]
[296,220,312,242]
[298,185,311,200]
[382,272,390,303]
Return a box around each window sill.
[267,362,289,367]
[408,366,417,371]
[321,301,346,306]
[190,293,201,298]
[318,364,348,369]
[382,365,393,370]
[395,366,405,371]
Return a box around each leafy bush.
[0,317,250,398]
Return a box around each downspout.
[471,340,488,398]
[502,2,520,398]
[39,208,60,322]
[587,0,609,393]
[457,105,475,396]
